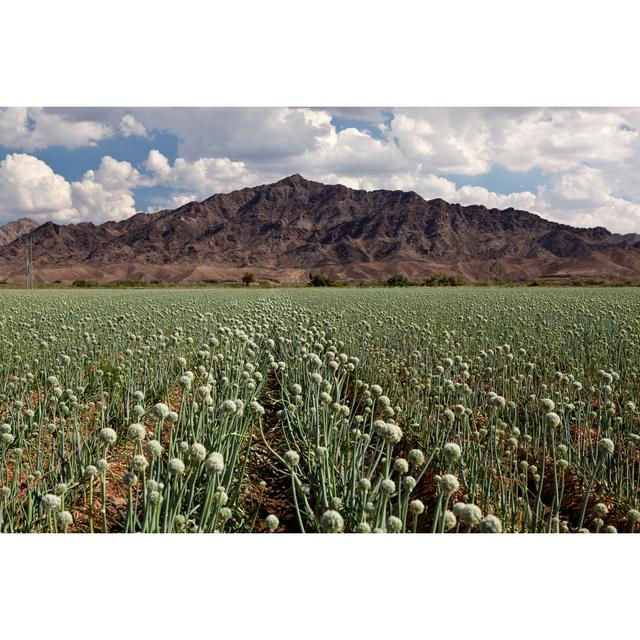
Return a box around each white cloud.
[389,111,491,174]
[494,109,638,172]
[71,179,137,223]
[3,107,640,233]
[87,155,144,190]
[0,153,74,222]
[321,170,537,212]
[70,156,143,223]
[307,126,405,174]
[146,193,198,213]
[454,185,538,211]
[144,150,260,195]
[0,107,113,151]
[144,149,172,179]
[131,107,333,161]
[550,166,610,203]
[118,114,148,138]
[0,153,140,224]
[537,165,640,233]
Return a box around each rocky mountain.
[1,174,639,284]
[0,217,39,247]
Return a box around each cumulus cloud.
[145,193,198,213]
[70,156,143,223]
[537,165,640,233]
[71,179,137,223]
[88,155,144,190]
[493,108,638,172]
[0,153,74,222]
[302,126,406,175]
[118,114,148,138]
[0,107,113,151]
[454,185,538,211]
[389,111,492,174]
[144,150,260,195]
[0,154,140,224]
[318,170,537,212]
[3,107,640,233]
[131,107,333,162]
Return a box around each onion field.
[1,287,639,533]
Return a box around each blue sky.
[1,107,640,232]
[442,166,547,196]
[0,128,179,214]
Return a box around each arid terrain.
[1,174,640,284]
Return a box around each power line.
[486,245,500,286]
[26,235,33,290]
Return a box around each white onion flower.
[597,438,615,456]
[387,516,403,533]
[402,476,416,492]
[99,427,117,446]
[439,474,459,495]
[204,452,224,474]
[373,420,403,444]
[41,494,61,512]
[189,443,207,463]
[132,455,149,472]
[123,471,138,487]
[381,478,396,495]
[409,499,425,515]
[594,503,608,517]
[627,509,640,524]
[284,450,300,468]
[320,510,344,533]
[454,502,482,528]
[393,458,409,475]
[443,510,457,530]
[145,439,164,458]
[265,514,279,532]
[85,465,98,478]
[222,399,237,414]
[168,458,186,476]
[540,398,555,412]
[127,422,146,441]
[56,511,73,527]
[544,412,561,429]
[152,403,170,419]
[442,442,461,463]
[407,449,425,467]
[479,514,502,533]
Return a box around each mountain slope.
[1,174,639,284]
[0,217,39,246]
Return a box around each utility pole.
[487,245,500,286]
[26,235,33,290]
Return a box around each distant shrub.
[242,271,256,287]
[112,280,147,288]
[72,279,149,288]
[309,273,336,287]
[386,274,411,287]
[423,273,465,286]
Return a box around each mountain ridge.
[0,217,39,247]
[1,174,640,284]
